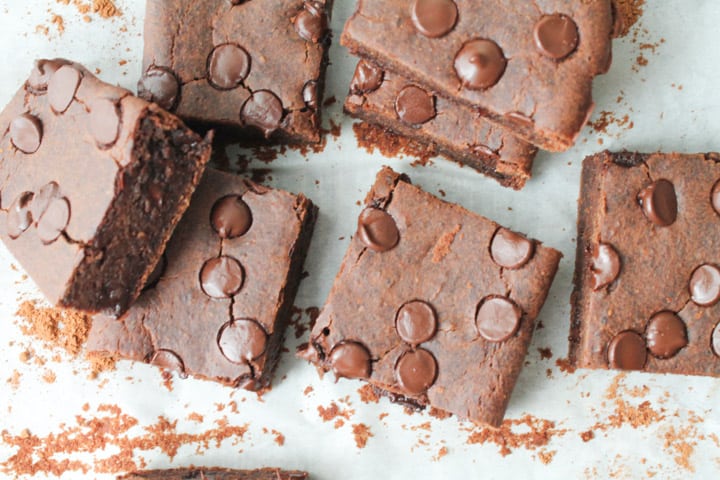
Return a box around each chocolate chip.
[410,0,458,38]
[137,66,180,111]
[218,318,268,363]
[36,197,70,244]
[395,348,437,395]
[329,341,372,379]
[645,311,687,359]
[199,256,244,298]
[6,192,34,240]
[302,80,318,110]
[638,179,677,227]
[10,114,42,154]
[713,323,720,358]
[89,99,121,148]
[395,85,436,125]
[30,182,60,221]
[712,180,720,216]
[350,60,384,95]
[591,242,621,290]
[490,228,534,269]
[533,14,579,60]
[211,195,252,239]
[689,264,720,306]
[475,296,521,342]
[149,349,187,378]
[48,65,81,114]
[607,331,647,370]
[144,254,167,291]
[454,39,507,90]
[294,1,328,43]
[207,44,251,90]
[240,90,284,138]
[357,207,399,252]
[395,300,437,345]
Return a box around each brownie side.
[118,467,308,480]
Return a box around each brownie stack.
[341,0,614,188]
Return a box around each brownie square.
[0,59,211,315]
[118,468,308,480]
[87,168,318,391]
[572,151,720,376]
[138,0,333,144]
[341,0,614,151]
[299,167,561,426]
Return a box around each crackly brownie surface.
[300,167,561,426]
[87,169,317,390]
[119,468,308,480]
[571,151,720,375]
[344,59,537,189]
[341,0,613,151]
[138,0,333,143]
[0,59,211,314]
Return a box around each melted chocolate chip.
[10,114,42,154]
[329,341,372,379]
[533,14,579,60]
[712,180,720,216]
[302,80,318,110]
[607,331,647,370]
[395,348,437,395]
[475,296,521,342]
[137,66,180,111]
[30,182,60,221]
[490,228,534,269]
[454,39,506,90]
[240,90,284,138]
[357,207,399,252]
[48,65,81,114]
[645,311,687,359]
[207,44,251,90]
[211,195,252,239]
[199,256,245,298]
[294,1,328,43]
[591,243,621,290]
[218,318,268,363]
[27,59,69,94]
[689,264,720,306]
[395,300,437,345]
[89,99,121,148]
[712,323,720,358]
[6,192,34,240]
[395,85,436,125]
[149,349,187,378]
[350,60,384,95]
[638,179,677,227]
[410,0,458,38]
[36,197,70,244]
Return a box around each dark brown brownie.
[87,168,318,391]
[299,167,561,426]
[341,0,614,151]
[345,59,537,189]
[119,468,307,480]
[138,0,333,144]
[571,151,720,375]
[0,59,211,315]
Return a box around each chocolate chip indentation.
[10,114,42,154]
[294,1,328,43]
[475,296,521,342]
[395,300,437,345]
[690,264,720,306]
[454,39,507,90]
[533,14,579,60]
[395,348,438,395]
[36,196,70,244]
[711,180,720,216]
[350,60,384,95]
[149,349,187,378]
[607,330,646,370]
[207,44,251,90]
[638,179,677,227]
[591,243,621,290]
[240,90,284,138]
[6,192,34,240]
[645,311,687,359]
[211,195,252,239]
[48,65,81,114]
[357,207,399,252]
[410,0,458,38]
[218,318,268,363]
[302,80,318,110]
[328,341,372,379]
[395,85,436,125]
[138,66,180,111]
[490,228,534,269]
[200,256,244,298]
[89,99,121,148]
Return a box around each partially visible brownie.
[87,169,318,391]
[299,167,561,426]
[138,0,333,144]
[571,151,720,375]
[0,59,211,315]
[119,468,308,480]
[341,0,614,151]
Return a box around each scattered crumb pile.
[353,122,436,167]
[465,414,567,457]
[56,0,122,19]
[613,0,645,37]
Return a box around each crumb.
[612,0,645,37]
[580,430,595,442]
[555,358,576,374]
[538,347,553,360]
[42,370,57,384]
[351,423,372,449]
[428,407,452,420]
[432,225,461,263]
[537,449,556,465]
[465,415,566,456]
[357,384,380,404]
[433,446,448,461]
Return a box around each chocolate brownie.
[119,468,307,480]
[345,59,537,189]
[0,59,211,315]
[138,0,333,144]
[571,151,720,375]
[299,167,561,426]
[341,0,614,151]
[87,168,317,390]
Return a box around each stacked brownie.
[342,0,614,188]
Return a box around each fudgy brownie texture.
[119,468,307,480]
[0,59,212,315]
[571,151,720,375]
[138,0,333,144]
[299,167,561,426]
[87,169,318,391]
[345,59,537,189]
[341,0,614,151]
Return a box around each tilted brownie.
[119,468,307,480]
[87,169,317,391]
[138,0,333,144]
[571,151,720,376]
[299,167,561,426]
[345,59,537,189]
[341,0,613,151]
[0,59,211,315]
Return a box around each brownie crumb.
[433,446,448,461]
[555,357,576,374]
[428,408,452,420]
[16,300,91,357]
[663,426,697,472]
[357,384,380,404]
[580,430,595,442]
[432,225,461,263]
[537,347,553,360]
[303,386,314,396]
[613,0,644,37]
[537,449,557,465]
[351,423,373,449]
[317,402,354,423]
[465,415,566,456]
